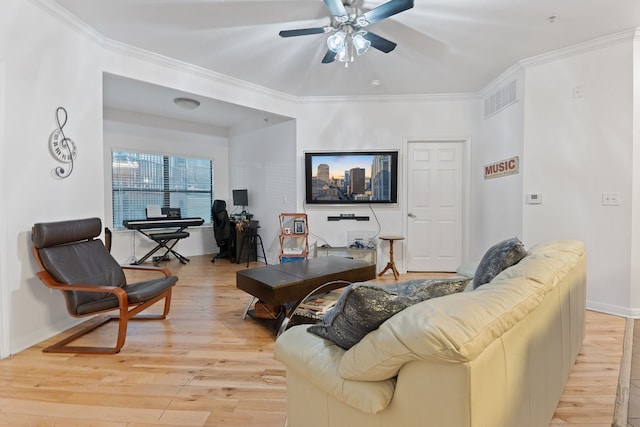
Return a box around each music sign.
[484,156,519,180]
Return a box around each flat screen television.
[305,151,398,204]
[232,189,249,212]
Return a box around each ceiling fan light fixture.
[279,0,414,65]
[327,31,347,52]
[336,48,349,62]
[353,32,371,55]
[355,15,369,27]
[173,97,200,110]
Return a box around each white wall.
[0,0,106,354]
[631,31,640,313]
[0,60,9,357]
[103,108,231,264]
[522,36,634,315]
[229,119,297,263]
[471,69,526,261]
[295,96,478,272]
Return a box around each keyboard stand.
[123,217,204,266]
[132,230,190,266]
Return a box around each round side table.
[378,236,404,280]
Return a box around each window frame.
[111,149,213,229]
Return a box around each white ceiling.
[50,0,640,126]
[103,74,291,130]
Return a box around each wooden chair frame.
[33,247,173,354]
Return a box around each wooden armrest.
[35,270,127,302]
[121,264,172,277]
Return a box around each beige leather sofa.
[274,240,586,427]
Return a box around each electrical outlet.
[572,85,583,99]
[602,192,621,206]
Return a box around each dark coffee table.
[236,257,376,335]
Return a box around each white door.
[406,141,463,272]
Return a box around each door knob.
[408,212,417,218]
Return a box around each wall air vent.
[484,79,517,118]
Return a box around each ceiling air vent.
[484,79,517,118]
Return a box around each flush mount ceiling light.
[279,0,414,68]
[173,97,200,110]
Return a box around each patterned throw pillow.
[472,237,527,289]
[307,277,471,349]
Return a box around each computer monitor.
[232,189,249,213]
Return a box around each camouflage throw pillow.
[307,277,471,350]
[472,237,527,289]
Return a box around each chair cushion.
[307,277,471,349]
[75,276,178,315]
[125,276,178,303]
[38,239,128,313]
[473,237,527,289]
[32,217,101,248]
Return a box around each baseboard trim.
[587,300,640,318]
[612,317,634,427]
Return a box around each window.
[112,150,213,228]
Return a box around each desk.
[124,217,204,266]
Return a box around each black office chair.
[211,199,234,263]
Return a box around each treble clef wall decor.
[48,107,78,179]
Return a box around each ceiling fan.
[279,0,414,65]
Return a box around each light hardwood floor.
[0,255,626,426]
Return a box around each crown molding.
[297,91,479,104]
[520,28,637,70]
[32,0,298,106]
[32,0,106,44]
[100,37,299,105]
[478,63,525,99]
[479,28,638,99]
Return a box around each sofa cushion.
[307,277,471,349]
[473,237,527,289]
[273,324,397,414]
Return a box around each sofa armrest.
[273,324,396,414]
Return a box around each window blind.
[112,150,213,228]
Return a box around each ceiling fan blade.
[363,32,397,53]
[323,0,347,18]
[279,28,326,38]
[321,50,337,64]
[362,0,414,25]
